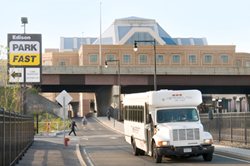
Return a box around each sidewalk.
[95,116,250,162]
[17,133,84,166]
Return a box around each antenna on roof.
[99,1,102,67]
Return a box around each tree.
[0,45,21,112]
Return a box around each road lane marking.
[80,134,122,139]
[214,154,250,163]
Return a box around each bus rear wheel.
[132,139,140,156]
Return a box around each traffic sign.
[9,41,40,66]
[26,68,40,83]
[56,90,73,141]
[7,33,42,84]
[9,67,24,83]
[56,90,73,106]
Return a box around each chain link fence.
[0,108,34,166]
[200,112,250,144]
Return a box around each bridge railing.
[200,112,250,144]
[0,108,34,166]
[42,66,250,75]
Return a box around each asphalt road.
[75,118,250,166]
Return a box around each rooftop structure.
[60,17,207,51]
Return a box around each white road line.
[214,154,250,163]
[81,134,122,139]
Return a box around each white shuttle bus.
[123,89,214,163]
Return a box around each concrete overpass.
[40,66,250,94]
[36,66,250,116]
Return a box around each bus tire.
[132,139,140,156]
[153,142,162,163]
[139,149,145,156]
[202,153,213,161]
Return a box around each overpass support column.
[246,94,250,112]
[95,86,112,116]
[111,85,121,120]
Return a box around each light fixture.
[105,60,108,68]
[133,42,138,52]
[21,17,28,24]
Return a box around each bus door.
[144,103,153,155]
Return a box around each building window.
[203,54,212,64]
[59,61,66,66]
[156,54,164,63]
[123,54,131,64]
[235,60,241,67]
[188,55,197,64]
[43,61,52,66]
[89,54,98,63]
[64,38,74,49]
[172,54,180,64]
[220,54,229,64]
[139,54,148,64]
[106,54,115,61]
[246,61,250,67]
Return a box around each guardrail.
[42,66,250,75]
[0,108,34,166]
[200,112,250,144]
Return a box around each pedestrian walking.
[82,116,87,128]
[107,109,111,120]
[68,120,77,136]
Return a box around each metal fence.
[200,112,250,144]
[0,108,34,166]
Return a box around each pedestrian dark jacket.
[69,120,77,136]
[70,121,77,130]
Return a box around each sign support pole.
[55,90,72,146]
[63,96,66,143]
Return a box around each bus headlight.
[157,141,170,147]
[203,139,213,144]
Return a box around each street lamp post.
[133,39,157,91]
[21,17,28,34]
[21,17,28,115]
[105,59,121,121]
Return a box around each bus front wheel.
[152,142,162,163]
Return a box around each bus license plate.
[184,148,192,153]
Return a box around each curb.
[76,144,87,166]
[93,117,124,135]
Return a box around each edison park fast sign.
[8,34,42,84]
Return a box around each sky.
[0,0,250,55]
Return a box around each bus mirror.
[146,114,152,124]
[208,110,214,120]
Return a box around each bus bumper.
[158,145,214,157]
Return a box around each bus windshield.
[157,108,199,123]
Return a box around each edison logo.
[9,53,40,66]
